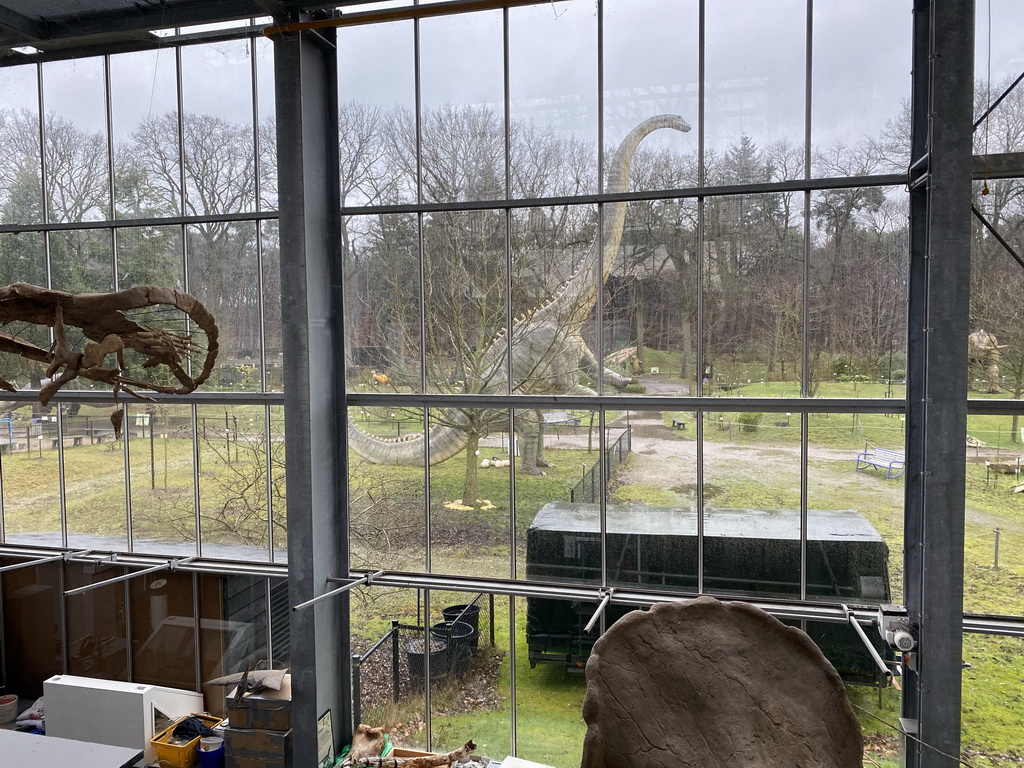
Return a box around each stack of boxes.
[223,674,292,768]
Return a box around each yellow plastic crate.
[151,713,223,768]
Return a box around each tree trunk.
[462,431,480,506]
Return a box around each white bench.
[856,446,905,479]
[543,411,580,430]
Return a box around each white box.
[44,674,203,763]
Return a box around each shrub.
[737,411,762,432]
[623,383,647,394]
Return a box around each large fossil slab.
[580,596,863,768]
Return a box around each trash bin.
[431,621,475,677]
[404,637,449,688]
[442,604,481,648]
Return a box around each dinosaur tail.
[348,412,470,466]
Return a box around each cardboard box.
[224,726,292,768]
[226,675,292,731]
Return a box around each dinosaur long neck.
[560,115,687,326]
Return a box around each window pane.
[255,36,277,211]
[962,635,1024,759]
[270,405,286,559]
[110,49,180,219]
[117,225,182,288]
[703,194,803,397]
[605,197,698,394]
[343,213,422,394]
[180,42,256,215]
[49,228,113,294]
[423,211,507,395]
[603,0,697,188]
[348,406,427,573]
[197,404,270,558]
[420,11,505,203]
[42,58,111,222]
[429,407,511,580]
[129,402,197,554]
[427,589,510,759]
[0,64,43,225]
[63,400,128,551]
[705,0,805,181]
[1,407,62,546]
[0,558,62,697]
[508,0,597,198]
[810,187,908,398]
[964,412,1022,616]
[701,411,801,601]
[338,20,416,205]
[515,594,586,766]
[199,573,270,715]
[261,221,283,391]
[812,2,911,176]
[130,570,197,690]
[66,560,129,680]
[0,233,47,396]
[187,222,260,389]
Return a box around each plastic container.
[0,694,17,724]
[431,620,476,677]
[198,736,225,768]
[150,713,223,768]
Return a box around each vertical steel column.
[904,1,973,765]
[274,12,351,764]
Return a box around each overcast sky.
[1,0,1021,161]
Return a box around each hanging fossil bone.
[0,283,219,404]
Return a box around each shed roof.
[529,501,886,543]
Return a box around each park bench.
[670,417,687,430]
[543,411,580,430]
[855,444,905,479]
[52,435,85,449]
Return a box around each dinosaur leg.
[514,409,545,475]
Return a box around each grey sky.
[2,0,1022,165]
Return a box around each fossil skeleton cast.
[0,283,219,405]
[349,114,691,474]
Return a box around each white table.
[0,728,144,768]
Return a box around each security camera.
[877,603,917,652]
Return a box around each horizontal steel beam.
[341,174,907,218]
[0,390,284,406]
[973,152,1024,181]
[0,210,277,236]
[348,392,1024,417]
[1,543,1021,636]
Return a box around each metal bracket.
[64,556,195,596]
[842,604,893,682]
[584,587,615,634]
[292,569,385,612]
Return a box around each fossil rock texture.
[580,596,863,768]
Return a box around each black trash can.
[442,604,481,649]
[404,637,448,688]
[430,620,475,677]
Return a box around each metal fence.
[569,426,632,504]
